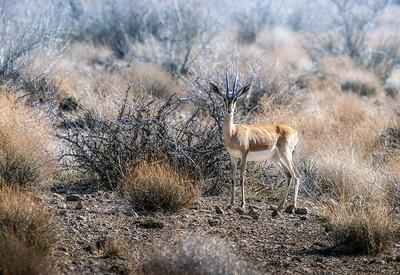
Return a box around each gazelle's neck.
[223,112,235,137]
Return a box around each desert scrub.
[323,200,393,255]
[141,233,257,275]
[123,162,198,212]
[0,187,59,274]
[0,92,58,188]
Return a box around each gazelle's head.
[210,70,252,115]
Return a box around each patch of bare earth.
[43,187,400,274]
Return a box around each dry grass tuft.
[0,187,59,274]
[141,233,257,275]
[323,200,393,255]
[0,91,59,188]
[339,69,381,97]
[123,162,199,212]
[100,236,129,259]
[128,62,182,99]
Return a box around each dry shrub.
[141,233,257,275]
[302,150,395,255]
[385,69,400,98]
[323,200,393,255]
[127,62,181,99]
[123,162,198,212]
[0,187,59,274]
[339,69,381,97]
[0,91,58,188]
[101,236,129,259]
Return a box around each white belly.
[247,149,276,161]
[227,146,276,162]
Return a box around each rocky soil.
[40,186,400,274]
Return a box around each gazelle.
[210,71,300,217]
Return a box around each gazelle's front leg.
[228,157,238,208]
[240,152,248,208]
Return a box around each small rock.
[395,255,400,262]
[292,256,302,262]
[269,204,277,210]
[215,205,224,215]
[75,201,83,210]
[57,202,67,209]
[76,215,86,222]
[234,207,245,215]
[136,218,164,229]
[369,258,385,265]
[295,207,309,215]
[299,216,308,221]
[208,219,220,226]
[58,209,67,216]
[83,244,94,254]
[248,207,260,220]
[66,194,81,202]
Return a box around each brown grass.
[0,91,59,188]
[123,162,199,212]
[323,200,393,255]
[140,233,257,275]
[0,187,59,274]
[127,62,182,99]
[101,236,129,259]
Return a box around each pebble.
[299,216,308,221]
[208,219,220,226]
[75,201,84,210]
[57,202,67,209]
[234,207,245,215]
[295,207,309,215]
[66,194,81,202]
[248,207,260,220]
[369,258,385,265]
[77,215,86,222]
[136,219,164,229]
[58,209,67,216]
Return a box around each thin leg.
[230,157,237,207]
[278,148,300,210]
[240,152,248,208]
[276,160,291,213]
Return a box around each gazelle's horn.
[225,68,229,95]
[233,69,238,95]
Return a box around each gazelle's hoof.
[271,209,282,218]
[284,204,296,214]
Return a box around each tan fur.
[224,123,298,153]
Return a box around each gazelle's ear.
[236,82,252,98]
[210,81,223,97]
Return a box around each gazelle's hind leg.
[270,154,292,217]
[277,145,300,212]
